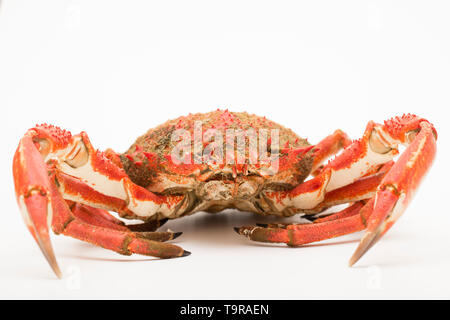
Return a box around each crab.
[13,110,437,278]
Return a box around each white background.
[0,0,449,299]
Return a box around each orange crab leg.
[312,201,365,223]
[312,129,352,174]
[255,201,365,228]
[50,131,187,220]
[349,120,437,266]
[69,203,170,232]
[70,203,179,241]
[263,121,400,213]
[13,125,189,278]
[263,161,392,216]
[55,168,190,276]
[73,202,127,226]
[237,115,437,264]
[312,161,394,211]
[13,132,63,277]
[262,115,433,212]
[61,218,187,258]
[235,199,373,245]
[69,203,131,232]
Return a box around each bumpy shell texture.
[120,110,314,216]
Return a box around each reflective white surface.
[0,0,449,299]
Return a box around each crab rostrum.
[13,110,437,278]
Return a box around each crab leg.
[61,218,187,259]
[237,115,437,264]
[349,120,437,266]
[262,163,389,216]
[65,201,173,238]
[13,132,63,277]
[310,161,394,212]
[312,201,365,223]
[67,202,169,232]
[262,121,399,213]
[235,200,373,245]
[13,125,189,277]
[255,201,365,228]
[73,202,127,226]
[51,177,186,253]
[262,114,435,213]
[69,203,129,231]
[312,129,352,174]
[50,132,187,219]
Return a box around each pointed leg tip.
[349,230,382,268]
[348,256,358,267]
[46,256,63,279]
[303,215,317,222]
[181,250,191,257]
[173,232,183,239]
[53,266,63,279]
[159,218,169,226]
[256,223,268,227]
[233,227,241,234]
[35,234,62,279]
[348,244,368,268]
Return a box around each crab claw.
[349,119,437,266]
[382,113,437,143]
[348,191,397,266]
[13,130,65,278]
[19,190,62,278]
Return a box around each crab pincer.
[13,130,63,277]
[234,114,437,266]
[13,125,189,278]
[349,120,437,266]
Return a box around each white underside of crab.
[326,146,396,192]
[59,161,127,200]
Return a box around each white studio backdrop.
[0,0,449,299]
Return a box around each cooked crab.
[13,110,437,278]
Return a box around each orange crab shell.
[120,110,315,196]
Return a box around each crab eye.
[65,139,89,168]
[369,129,392,154]
[33,138,51,157]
